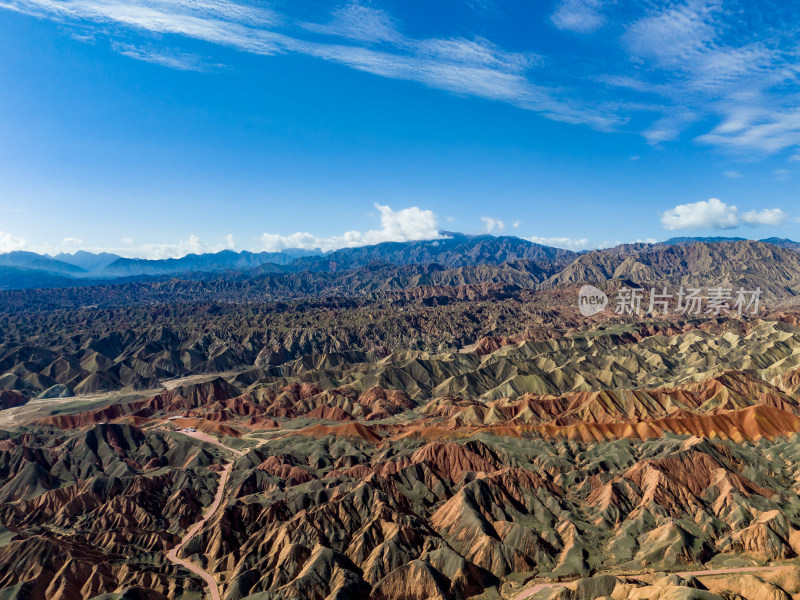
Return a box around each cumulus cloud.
[512,220,521,228]
[661,197,788,230]
[528,235,592,250]
[480,216,505,234]
[259,204,443,252]
[741,208,788,226]
[0,231,27,253]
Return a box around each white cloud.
[661,197,787,230]
[551,0,605,34]
[258,204,443,252]
[480,216,505,234]
[512,220,521,228]
[127,233,235,258]
[528,235,592,250]
[661,198,739,230]
[30,233,236,259]
[741,208,788,226]
[445,216,455,223]
[722,170,743,178]
[0,231,27,253]
[773,168,791,181]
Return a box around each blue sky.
[1,0,799,257]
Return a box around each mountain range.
[3,237,800,313]
[1,234,798,291]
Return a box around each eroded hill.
[3,309,800,599]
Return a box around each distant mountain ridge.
[1,234,799,292]
[53,250,122,271]
[661,235,800,249]
[0,251,87,275]
[0,234,578,289]
[99,248,317,277]
[291,233,576,271]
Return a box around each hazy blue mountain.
[0,251,87,275]
[99,249,319,277]
[660,236,799,251]
[759,237,800,250]
[0,265,83,290]
[5,235,799,292]
[53,250,123,272]
[660,236,747,245]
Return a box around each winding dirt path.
[512,565,787,599]
[165,434,244,599]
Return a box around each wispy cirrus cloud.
[614,0,800,153]
[111,41,213,71]
[697,104,800,154]
[5,0,800,153]
[304,2,401,44]
[0,0,622,130]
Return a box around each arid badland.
[5,237,800,599]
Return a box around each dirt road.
[179,429,246,457]
[165,432,243,600]
[512,565,786,599]
[166,461,232,600]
